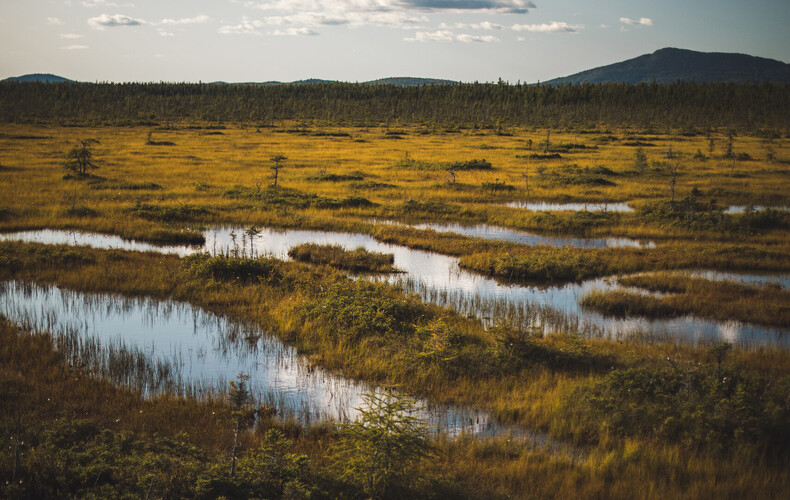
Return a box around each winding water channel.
[1,226,787,347]
[0,280,502,437]
[504,201,634,213]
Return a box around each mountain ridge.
[543,47,790,85]
[3,75,455,86]
[5,49,790,86]
[4,73,72,83]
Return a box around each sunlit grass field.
[1,121,789,498]
[1,123,788,233]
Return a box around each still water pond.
[725,205,790,214]
[1,227,787,347]
[0,280,498,436]
[505,201,634,213]
[407,221,654,249]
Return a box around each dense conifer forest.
[1,81,788,130]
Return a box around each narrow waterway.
[0,280,501,436]
[1,227,787,347]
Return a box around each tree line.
[1,80,788,131]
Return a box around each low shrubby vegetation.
[288,243,399,273]
[0,110,789,498]
[638,200,790,233]
[582,273,790,327]
[2,241,790,498]
[459,243,790,284]
[224,186,375,210]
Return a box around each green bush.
[183,254,281,283]
[288,243,397,273]
[129,202,210,222]
[301,281,430,343]
[568,363,790,457]
[447,159,493,170]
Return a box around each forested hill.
[3,73,72,83]
[0,80,788,130]
[365,77,458,86]
[545,48,790,85]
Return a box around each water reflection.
[725,205,790,214]
[407,221,653,249]
[1,227,786,347]
[505,201,634,213]
[0,280,502,437]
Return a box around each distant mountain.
[544,48,790,85]
[4,73,72,83]
[365,77,457,86]
[215,77,454,86]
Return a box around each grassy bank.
[582,273,790,327]
[288,243,399,273]
[458,242,790,283]
[2,241,790,498]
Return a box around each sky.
[1,0,788,83]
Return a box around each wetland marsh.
[1,82,789,499]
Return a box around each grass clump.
[540,164,617,187]
[87,178,163,191]
[567,359,790,458]
[447,159,493,170]
[224,186,375,209]
[183,253,281,283]
[460,247,613,283]
[582,274,790,327]
[481,180,516,192]
[639,200,789,233]
[547,142,599,153]
[493,324,615,374]
[307,172,365,182]
[59,205,99,218]
[0,207,17,221]
[298,280,430,345]
[458,242,790,285]
[530,210,618,232]
[129,202,211,223]
[313,196,376,209]
[288,243,399,273]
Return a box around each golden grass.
[1,121,789,497]
[2,241,790,498]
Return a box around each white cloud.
[358,12,426,28]
[88,14,146,29]
[261,11,424,29]
[218,17,267,35]
[243,0,537,30]
[620,17,653,26]
[456,33,498,42]
[159,15,210,26]
[272,27,319,36]
[159,31,175,37]
[512,21,582,33]
[404,30,497,42]
[441,21,503,30]
[83,1,134,7]
[62,44,89,50]
[60,33,85,39]
[404,29,454,42]
[253,0,524,11]
[47,17,64,25]
[398,0,535,13]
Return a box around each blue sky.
[1,0,788,83]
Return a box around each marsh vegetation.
[0,81,789,498]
